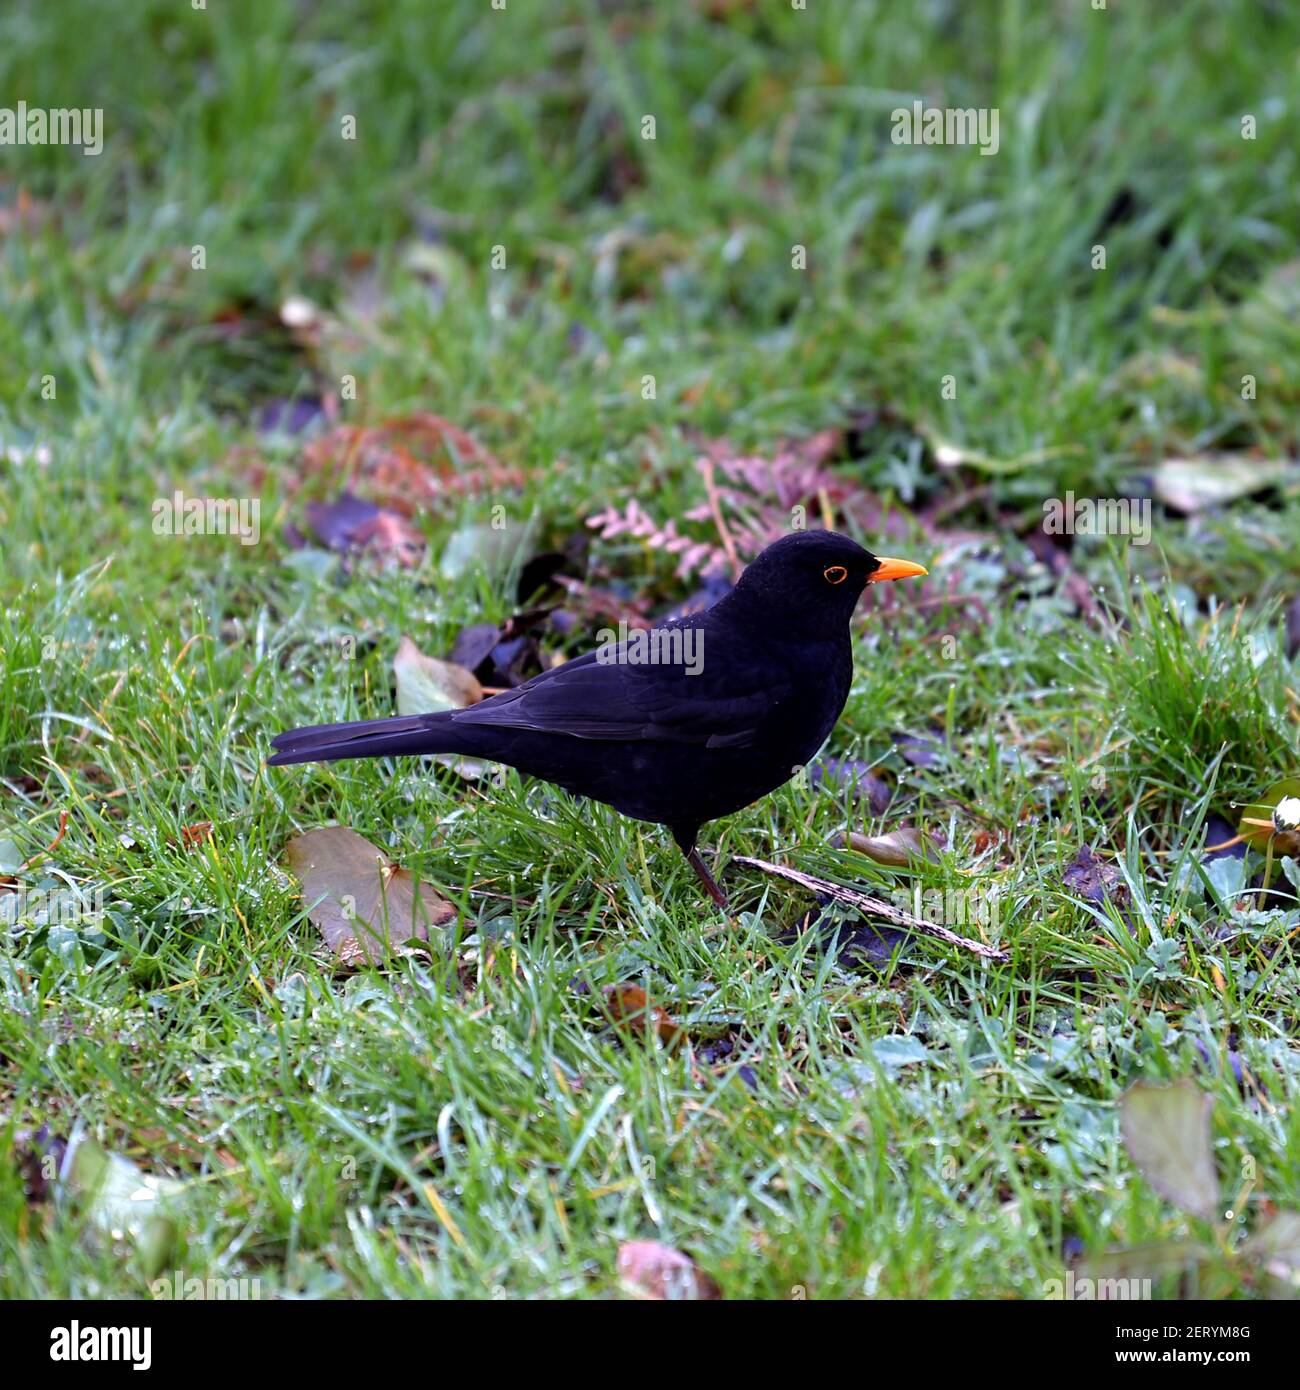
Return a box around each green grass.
[1,0,1299,1299]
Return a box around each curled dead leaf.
[179,821,212,850]
[837,827,944,867]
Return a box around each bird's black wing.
[448,642,786,749]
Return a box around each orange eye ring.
[823,565,848,585]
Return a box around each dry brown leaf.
[838,827,944,867]
[285,826,456,966]
[179,822,212,850]
[602,985,683,1046]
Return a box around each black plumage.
[269,531,926,907]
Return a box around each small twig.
[17,809,70,873]
[816,486,836,532]
[733,856,1009,962]
[698,458,743,582]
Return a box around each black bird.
[268,531,927,908]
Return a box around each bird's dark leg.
[686,846,730,911]
[671,825,729,911]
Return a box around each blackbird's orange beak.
[870,556,929,584]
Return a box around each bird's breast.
[754,633,854,760]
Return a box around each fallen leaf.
[259,396,331,438]
[917,423,1083,476]
[1119,1079,1219,1222]
[445,607,554,689]
[285,826,456,966]
[69,1137,180,1255]
[895,730,947,769]
[617,1240,721,1300]
[1152,456,1292,514]
[180,821,212,849]
[1062,844,1129,909]
[838,827,944,867]
[449,622,507,675]
[29,1129,185,1279]
[391,637,491,778]
[601,984,683,1046]
[304,491,425,568]
[393,636,483,715]
[439,519,538,582]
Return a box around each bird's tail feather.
[267,713,462,766]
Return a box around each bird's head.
[727,531,927,635]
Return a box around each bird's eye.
[823,565,848,585]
